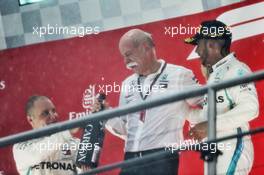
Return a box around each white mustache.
[126,62,138,70]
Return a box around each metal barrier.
[1,70,264,174]
[80,126,264,175]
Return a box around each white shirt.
[200,53,259,137]
[13,131,80,175]
[106,59,203,152]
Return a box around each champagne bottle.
[76,93,106,168]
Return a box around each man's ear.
[142,42,151,52]
[27,116,34,127]
[207,40,214,49]
[209,40,220,49]
[207,40,219,55]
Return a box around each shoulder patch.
[16,141,33,150]
[237,68,247,76]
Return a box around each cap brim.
[184,33,200,45]
[184,37,197,45]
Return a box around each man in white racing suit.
[13,95,82,175]
[93,29,203,175]
[185,20,259,174]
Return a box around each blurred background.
[0,0,244,50]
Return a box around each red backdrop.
[0,0,263,174]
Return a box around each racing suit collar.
[154,59,166,75]
[212,52,235,72]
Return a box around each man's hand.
[81,165,91,172]
[188,122,208,142]
[91,98,110,113]
[70,127,80,135]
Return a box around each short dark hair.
[220,39,231,57]
[213,39,231,57]
[25,95,48,117]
